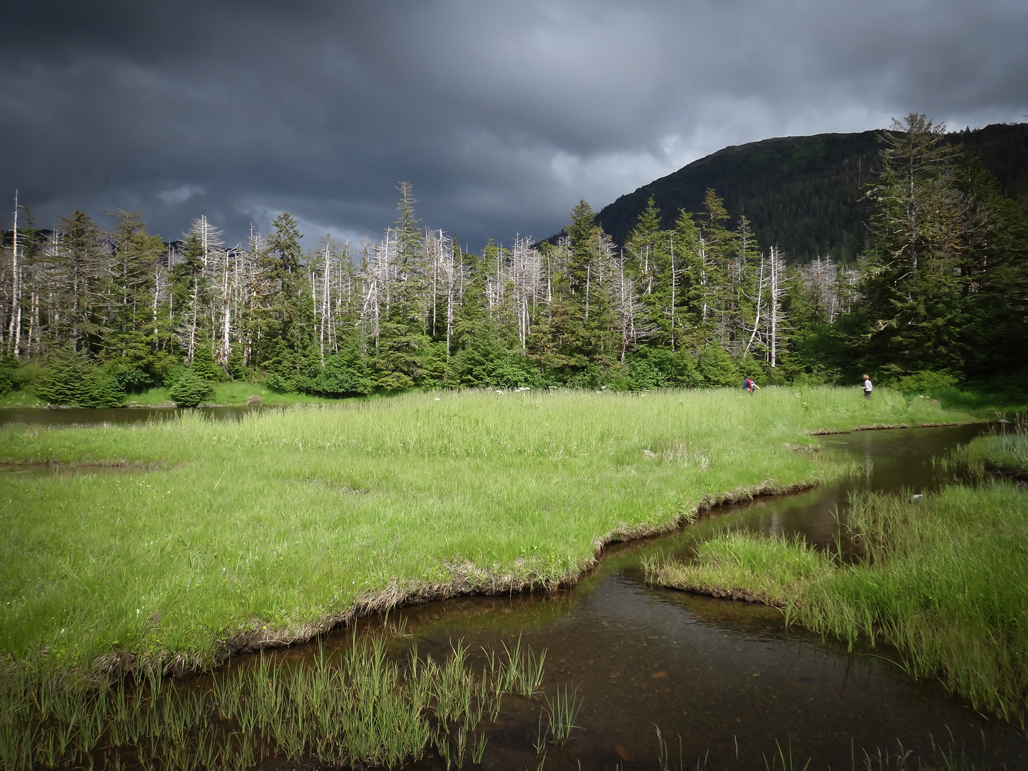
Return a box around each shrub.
[264,372,295,394]
[108,364,154,394]
[309,351,375,397]
[0,357,18,396]
[35,349,96,405]
[190,346,224,382]
[377,372,413,392]
[893,370,959,394]
[79,372,126,408]
[623,346,700,389]
[33,350,127,408]
[697,343,739,388]
[492,353,542,389]
[169,370,216,407]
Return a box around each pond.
[0,405,268,427]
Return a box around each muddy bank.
[808,420,970,435]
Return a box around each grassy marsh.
[944,415,1028,477]
[0,386,969,673]
[648,483,1028,724]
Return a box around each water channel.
[4,409,1026,768]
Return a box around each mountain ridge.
[591,122,1028,263]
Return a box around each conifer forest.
[2,115,1027,406]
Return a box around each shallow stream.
[305,423,1026,769]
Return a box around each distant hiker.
[744,377,759,394]
[862,374,873,399]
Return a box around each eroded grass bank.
[0,386,966,674]
[945,416,1028,479]
[649,483,1028,725]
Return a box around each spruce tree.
[107,210,163,366]
[373,183,431,389]
[263,212,315,380]
[56,211,107,355]
[856,114,967,380]
[626,197,674,346]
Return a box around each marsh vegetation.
[648,481,1028,726]
[0,387,962,672]
[3,387,1016,769]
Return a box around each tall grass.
[0,630,544,771]
[944,414,1028,477]
[0,387,968,674]
[646,530,835,606]
[649,483,1028,725]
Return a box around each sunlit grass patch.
[945,415,1028,477]
[647,531,834,606]
[0,387,971,673]
[0,629,548,771]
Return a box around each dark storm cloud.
[3,0,1026,250]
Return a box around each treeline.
[1,116,1026,406]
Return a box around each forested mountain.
[595,123,1028,263]
[1,116,1026,405]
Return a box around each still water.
[0,405,266,427]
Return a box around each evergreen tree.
[626,197,674,347]
[56,211,107,355]
[169,369,216,407]
[262,212,315,380]
[671,209,706,347]
[696,190,738,345]
[855,114,967,380]
[107,210,163,366]
[373,183,431,389]
[954,161,1028,381]
[170,232,208,365]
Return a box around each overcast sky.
[3,0,1026,252]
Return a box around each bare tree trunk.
[743,252,766,358]
[699,237,709,324]
[221,249,232,373]
[152,266,161,347]
[769,246,786,368]
[8,191,21,357]
[320,243,330,364]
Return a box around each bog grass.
[649,483,1028,725]
[645,531,835,606]
[0,628,543,771]
[0,386,968,674]
[944,415,1028,477]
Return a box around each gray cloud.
[3,0,1026,250]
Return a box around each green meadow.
[0,387,968,673]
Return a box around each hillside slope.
[593,123,1028,263]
